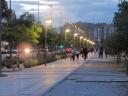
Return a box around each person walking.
[71,49,76,61]
[105,48,109,59]
[83,47,88,60]
[99,46,103,59]
[76,49,80,60]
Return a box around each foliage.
[106,1,128,56]
[2,12,42,46]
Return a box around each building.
[76,22,114,46]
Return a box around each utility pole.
[38,0,39,21]
[0,0,7,77]
[0,0,3,76]
[10,0,11,9]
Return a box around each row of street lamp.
[36,0,95,49]
[64,27,95,48]
[44,19,95,49]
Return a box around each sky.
[7,0,120,26]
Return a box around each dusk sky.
[7,0,120,26]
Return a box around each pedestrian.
[76,49,80,60]
[99,46,103,59]
[71,50,76,61]
[83,47,88,60]
[105,48,109,59]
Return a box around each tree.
[113,1,128,54]
[2,12,42,57]
[105,0,128,67]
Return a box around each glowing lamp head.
[24,48,30,54]
[84,38,87,41]
[65,29,70,33]
[80,36,83,39]
[46,19,52,24]
[74,33,78,37]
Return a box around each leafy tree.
[2,12,42,57]
[113,1,128,54]
[105,1,128,65]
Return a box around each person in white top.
[76,49,80,60]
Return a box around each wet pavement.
[44,55,128,96]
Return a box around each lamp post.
[38,0,40,21]
[44,19,51,66]
[74,33,78,48]
[0,1,7,76]
[65,29,70,48]
[80,36,83,46]
[45,19,52,49]
[48,4,53,30]
[84,38,87,46]
[0,0,2,76]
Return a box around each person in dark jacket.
[105,48,109,59]
[83,47,88,60]
[99,46,103,59]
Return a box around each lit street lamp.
[24,48,30,54]
[49,4,53,28]
[83,38,87,46]
[80,36,83,45]
[45,19,52,49]
[65,29,70,48]
[74,33,78,48]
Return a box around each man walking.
[99,46,103,59]
[83,47,88,60]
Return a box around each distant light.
[65,29,70,33]
[60,45,64,48]
[84,38,87,41]
[46,19,52,24]
[87,40,89,42]
[24,48,30,54]
[80,36,83,39]
[74,33,78,37]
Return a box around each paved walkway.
[0,53,93,96]
[44,54,128,96]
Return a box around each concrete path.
[0,54,93,96]
[45,54,128,96]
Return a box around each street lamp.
[0,3,8,76]
[24,48,30,54]
[38,0,40,21]
[0,2,2,76]
[45,19,52,49]
[83,38,87,46]
[74,33,78,48]
[48,4,53,30]
[80,36,83,45]
[65,29,70,48]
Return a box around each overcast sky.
[7,0,120,26]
